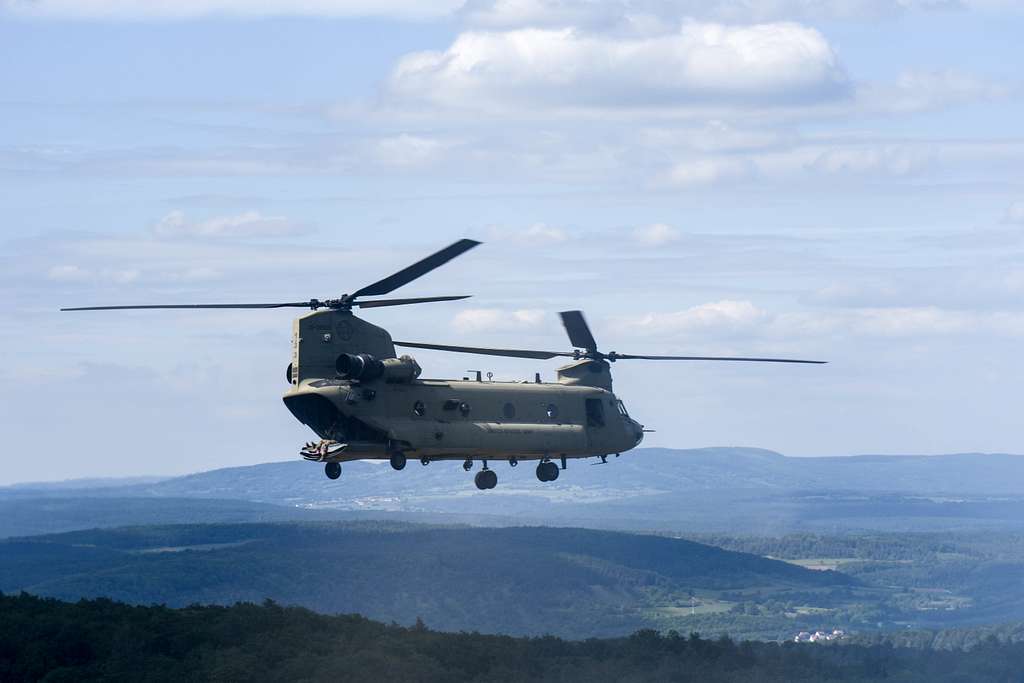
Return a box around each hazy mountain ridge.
[8,448,1023,499]
[131,448,1024,499]
[4,447,1024,535]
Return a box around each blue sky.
[1,0,1023,483]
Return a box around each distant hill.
[0,475,167,492]
[117,447,1024,500]
[4,447,1024,535]
[0,495,543,539]
[0,497,361,539]
[0,522,849,638]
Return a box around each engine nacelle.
[380,355,422,383]
[336,352,382,380]
[335,353,421,383]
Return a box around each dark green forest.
[3,593,1024,682]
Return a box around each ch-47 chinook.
[62,239,824,490]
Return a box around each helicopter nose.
[632,420,644,445]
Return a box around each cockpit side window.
[616,400,629,417]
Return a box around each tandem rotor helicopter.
[63,239,824,490]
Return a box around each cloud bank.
[153,210,307,239]
[387,22,849,111]
[0,0,460,19]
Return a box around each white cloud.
[487,223,571,245]
[46,264,140,284]
[0,0,460,20]
[1004,201,1024,224]
[459,0,1007,28]
[625,302,1024,342]
[666,157,755,186]
[779,307,1024,338]
[639,121,792,153]
[47,265,92,283]
[805,145,930,177]
[5,0,1018,22]
[372,134,452,168]
[656,136,1024,187]
[630,300,769,336]
[633,223,680,246]
[153,210,306,239]
[857,69,1012,115]
[845,307,976,336]
[453,308,547,333]
[387,22,849,111]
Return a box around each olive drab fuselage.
[283,308,644,463]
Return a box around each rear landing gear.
[390,453,407,470]
[474,469,497,490]
[324,462,341,480]
[536,461,559,482]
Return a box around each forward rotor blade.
[355,295,471,309]
[394,341,572,360]
[61,302,311,311]
[560,310,598,352]
[612,353,826,364]
[350,239,481,299]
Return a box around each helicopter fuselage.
[282,307,643,465]
[284,374,644,464]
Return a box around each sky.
[1,0,1023,484]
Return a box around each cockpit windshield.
[616,400,629,417]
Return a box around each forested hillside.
[0,522,848,639]
[2,593,1023,682]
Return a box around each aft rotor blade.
[560,310,598,352]
[394,341,572,360]
[356,295,471,309]
[612,353,826,364]
[61,302,311,311]
[350,239,481,299]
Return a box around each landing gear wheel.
[536,461,559,482]
[474,469,498,490]
[324,462,341,480]
[509,457,518,467]
[420,456,430,466]
[462,459,473,472]
[390,453,407,471]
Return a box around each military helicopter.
[62,239,824,490]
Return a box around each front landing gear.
[324,462,341,480]
[474,469,497,490]
[389,453,407,470]
[536,461,559,482]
